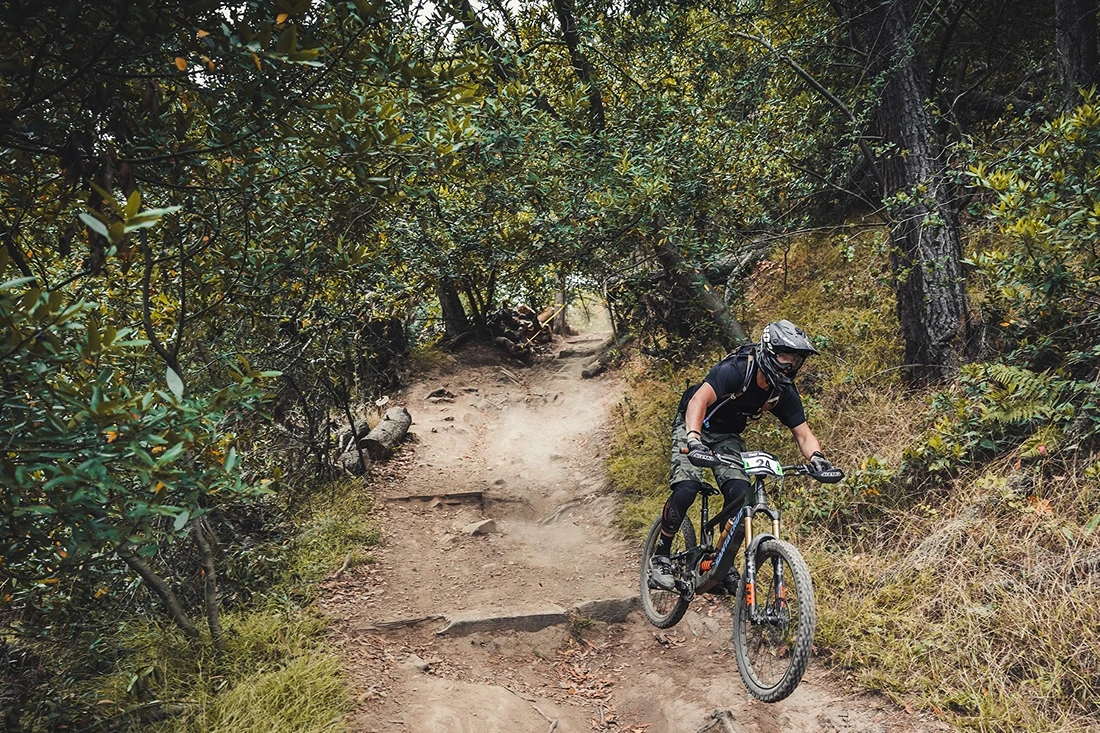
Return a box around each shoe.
[721,567,741,593]
[649,555,676,591]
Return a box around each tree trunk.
[858,0,971,385]
[437,279,468,339]
[655,239,749,345]
[554,273,568,335]
[362,406,412,460]
[552,0,606,133]
[1057,0,1099,107]
[193,520,225,650]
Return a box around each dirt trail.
[322,330,945,733]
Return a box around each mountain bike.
[639,447,843,702]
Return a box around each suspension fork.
[742,486,781,622]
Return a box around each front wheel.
[732,539,815,702]
[639,514,696,628]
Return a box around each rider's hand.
[686,430,710,455]
[810,451,831,473]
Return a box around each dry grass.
[807,464,1100,730]
[83,478,381,733]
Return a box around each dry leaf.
[276,12,289,23]
[174,56,187,71]
[252,53,262,71]
[1028,495,1054,516]
[196,29,209,38]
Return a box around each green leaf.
[90,183,123,215]
[166,367,184,398]
[0,276,37,292]
[108,221,125,244]
[124,218,166,233]
[173,510,190,531]
[79,213,109,238]
[224,446,238,472]
[276,25,297,54]
[1085,513,1100,534]
[131,206,183,220]
[158,442,185,464]
[12,505,57,515]
[125,189,141,220]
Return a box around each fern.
[968,363,1073,426]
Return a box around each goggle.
[773,349,806,375]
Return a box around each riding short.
[669,413,749,488]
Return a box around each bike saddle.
[700,482,720,496]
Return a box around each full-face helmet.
[757,320,818,390]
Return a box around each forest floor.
[319,328,949,733]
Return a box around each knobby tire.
[639,515,696,628]
[732,538,815,702]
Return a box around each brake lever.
[684,448,723,468]
[811,467,845,484]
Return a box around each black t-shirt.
[676,354,807,434]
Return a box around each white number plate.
[740,451,783,477]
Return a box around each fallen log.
[362,406,411,460]
[581,334,635,379]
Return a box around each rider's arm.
[790,421,822,461]
[685,383,718,437]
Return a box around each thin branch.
[141,234,184,389]
[732,29,886,193]
[117,547,199,639]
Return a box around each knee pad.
[661,480,701,532]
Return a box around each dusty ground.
[321,329,947,733]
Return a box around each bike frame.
[668,456,795,622]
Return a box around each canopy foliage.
[2,0,1099,728]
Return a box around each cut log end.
[362,406,411,461]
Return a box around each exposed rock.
[571,596,638,623]
[462,519,497,535]
[436,607,569,636]
[427,387,456,399]
[401,654,430,672]
[581,359,605,379]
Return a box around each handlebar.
[678,446,844,484]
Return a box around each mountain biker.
[649,319,831,591]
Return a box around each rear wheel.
[732,539,815,702]
[639,514,696,628]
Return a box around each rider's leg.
[718,477,750,549]
[655,479,702,556]
[659,413,706,557]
